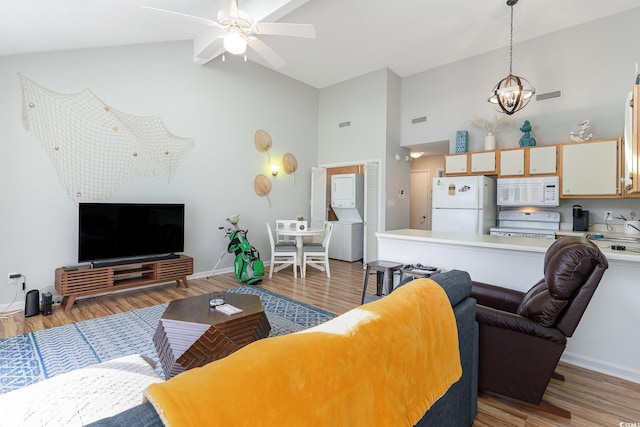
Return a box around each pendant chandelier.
[488,0,535,115]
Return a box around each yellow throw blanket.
[145,278,462,426]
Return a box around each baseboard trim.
[4,301,25,313]
[561,351,640,384]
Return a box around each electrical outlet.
[604,211,613,221]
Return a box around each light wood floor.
[1,260,639,426]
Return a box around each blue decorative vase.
[455,131,468,153]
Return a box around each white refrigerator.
[432,176,496,234]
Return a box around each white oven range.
[490,210,560,240]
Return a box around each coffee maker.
[572,205,589,231]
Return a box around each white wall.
[384,70,410,231]
[401,7,640,152]
[0,41,318,308]
[318,69,388,164]
[318,68,410,230]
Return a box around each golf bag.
[227,229,264,285]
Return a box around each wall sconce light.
[271,164,280,176]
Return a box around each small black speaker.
[41,292,53,316]
[25,289,40,317]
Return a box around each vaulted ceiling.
[2,0,639,89]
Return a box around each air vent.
[536,90,561,101]
[412,116,427,124]
[338,121,351,128]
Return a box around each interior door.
[410,170,431,230]
[310,167,327,229]
[364,162,379,264]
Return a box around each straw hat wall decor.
[282,153,298,185]
[254,173,272,208]
[254,129,272,163]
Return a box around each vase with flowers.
[470,115,511,151]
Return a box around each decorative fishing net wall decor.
[19,74,195,203]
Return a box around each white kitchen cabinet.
[560,139,620,197]
[470,151,496,174]
[529,146,557,175]
[499,146,557,177]
[444,154,468,175]
[499,149,525,176]
[624,85,640,196]
[445,151,496,176]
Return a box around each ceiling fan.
[142,0,315,68]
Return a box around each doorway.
[310,161,381,264]
[410,170,431,230]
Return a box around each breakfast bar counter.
[377,229,640,384]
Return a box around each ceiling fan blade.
[220,0,239,18]
[194,42,226,65]
[248,38,286,68]
[194,28,226,60]
[141,6,222,28]
[254,22,316,38]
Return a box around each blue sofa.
[90,270,478,426]
[415,269,479,426]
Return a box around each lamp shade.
[224,28,247,55]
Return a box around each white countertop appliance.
[330,173,364,261]
[490,210,560,239]
[497,176,560,207]
[432,175,496,234]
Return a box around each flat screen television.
[78,203,185,265]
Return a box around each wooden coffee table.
[153,292,271,379]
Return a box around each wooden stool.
[361,260,404,303]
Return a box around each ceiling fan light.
[224,28,247,55]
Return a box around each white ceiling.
[2,0,639,90]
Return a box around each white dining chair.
[301,222,333,279]
[266,222,297,278]
[304,220,329,246]
[275,219,297,245]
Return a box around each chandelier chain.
[509,4,514,75]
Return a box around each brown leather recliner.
[470,236,608,416]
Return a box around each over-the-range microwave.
[496,176,560,207]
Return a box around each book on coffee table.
[215,303,243,315]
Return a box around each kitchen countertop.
[376,229,640,263]
[376,229,640,384]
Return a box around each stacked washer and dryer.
[329,173,364,262]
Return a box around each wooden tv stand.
[55,255,193,312]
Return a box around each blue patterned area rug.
[0,286,335,394]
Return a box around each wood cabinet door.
[499,149,525,176]
[445,154,468,175]
[561,139,619,196]
[470,151,496,174]
[529,146,557,175]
